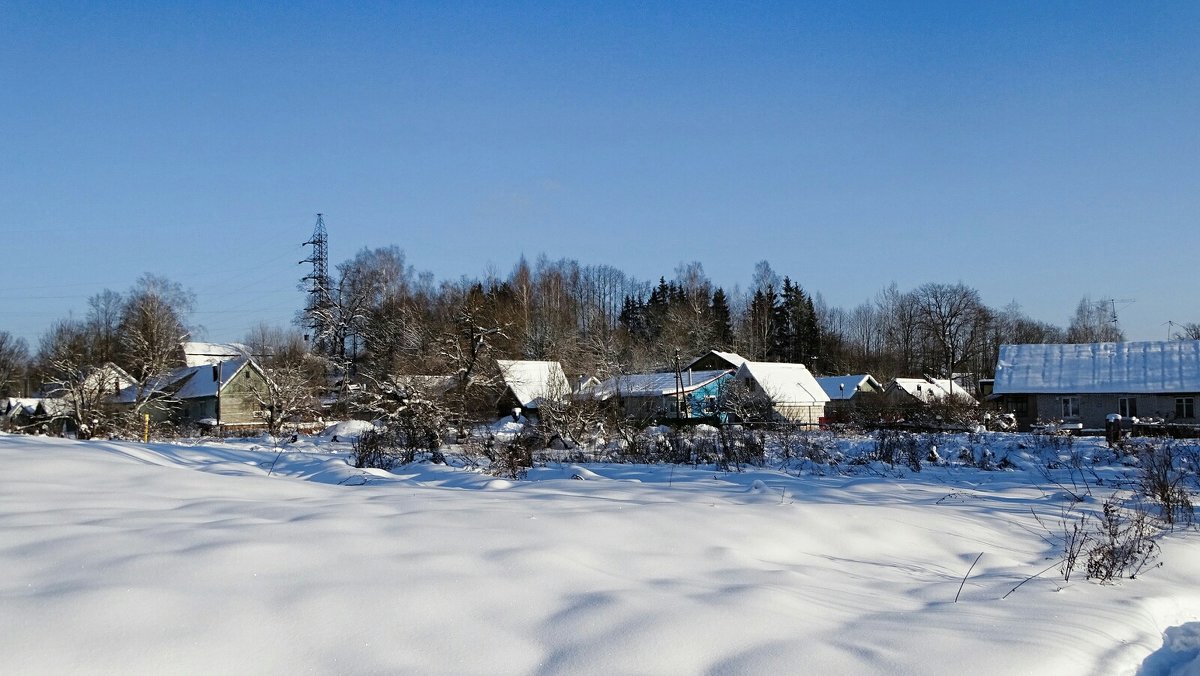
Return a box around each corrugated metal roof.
[994,341,1200,394]
[593,370,731,398]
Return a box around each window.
[1119,397,1137,418]
[1060,396,1080,418]
[1176,397,1195,419]
[1010,397,1028,416]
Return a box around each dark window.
[1061,397,1080,418]
[1119,397,1137,417]
[1176,397,1195,419]
[1010,398,1028,416]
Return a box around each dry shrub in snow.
[1084,499,1160,583]
[1133,440,1195,527]
[873,430,922,472]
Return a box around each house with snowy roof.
[993,340,1200,431]
[591,369,734,421]
[2,398,41,432]
[182,341,255,367]
[883,377,977,409]
[733,361,829,425]
[115,357,273,429]
[495,360,571,419]
[816,374,884,418]
[683,350,748,372]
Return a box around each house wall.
[214,366,270,425]
[1026,393,1200,430]
[771,402,826,425]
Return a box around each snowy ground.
[1,431,1198,675]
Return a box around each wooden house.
[116,357,274,429]
[993,340,1200,431]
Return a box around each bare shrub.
[716,425,765,471]
[874,430,922,472]
[352,428,408,470]
[1135,440,1195,527]
[1084,498,1160,583]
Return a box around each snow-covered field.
[1,431,1197,675]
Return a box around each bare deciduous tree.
[117,274,193,415]
[0,331,28,397]
[1066,296,1124,343]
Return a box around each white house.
[496,360,572,418]
[733,361,829,424]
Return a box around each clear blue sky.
[2,1,1197,348]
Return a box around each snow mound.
[1138,622,1200,676]
[320,420,376,441]
[568,465,603,480]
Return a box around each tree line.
[3,248,1200,411]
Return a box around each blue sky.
[2,1,1197,348]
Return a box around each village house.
[733,361,829,425]
[591,369,734,421]
[495,360,572,420]
[993,340,1200,432]
[683,350,748,372]
[115,357,273,430]
[816,374,884,419]
[883,377,978,409]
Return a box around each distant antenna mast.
[300,214,333,356]
[1097,298,1135,324]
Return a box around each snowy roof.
[735,361,830,404]
[887,377,977,405]
[175,358,259,400]
[497,360,571,409]
[115,358,262,403]
[816,375,883,400]
[683,350,748,371]
[993,341,1200,394]
[593,370,732,399]
[183,342,253,367]
[3,398,42,418]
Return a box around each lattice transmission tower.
[300,213,335,357]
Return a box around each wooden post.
[143,413,149,443]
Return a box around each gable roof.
[994,341,1200,394]
[816,374,883,400]
[183,342,253,367]
[496,360,571,409]
[735,361,829,404]
[592,370,732,399]
[683,350,748,371]
[115,357,265,403]
[886,377,977,405]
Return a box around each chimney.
[212,364,219,382]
